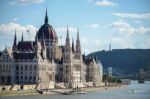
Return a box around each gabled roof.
[0,48,13,59]
[13,52,36,60]
[18,41,36,51]
[6,48,13,58]
[84,58,93,65]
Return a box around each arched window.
[21,76,23,80]
[34,76,36,80]
[21,65,23,71]
[34,65,37,70]
[16,65,19,70]
[29,76,32,80]
[25,76,28,80]
[6,65,8,70]
[30,65,32,71]
[3,65,5,70]
[25,65,28,71]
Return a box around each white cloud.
[108,20,150,36]
[113,13,150,20]
[84,24,99,28]
[95,0,117,6]
[9,0,44,5]
[0,23,37,40]
[56,27,77,33]
[108,20,135,35]
[137,26,150,34]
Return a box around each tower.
[36,9,58,60]
[63,27,72,87]
[75,28,82,59]
[72,28,85,88]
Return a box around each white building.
[0,9,103,89]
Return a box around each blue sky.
[0,0,150,54]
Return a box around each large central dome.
[37,10,57,40]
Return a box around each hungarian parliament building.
[0,10,103,89]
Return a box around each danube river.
[1,81,150,99]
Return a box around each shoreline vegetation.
[0,84,127,97]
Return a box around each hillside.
[87,49,150,75]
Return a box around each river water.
[1,81,150,99]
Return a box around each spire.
[76,28,81,49]
[21,32,24,42]
[13,30,17,47]
[72,37,74,53]
[45,8,48,24]
[66,26,69,40]
[65,26,70,48]
[75,28,81,59]
[77,28,80,41]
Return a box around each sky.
[0,0,150,54]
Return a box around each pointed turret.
[77,28,80,42]
[13,30,17,52]
[72,38,74,53]
[45,9,48,24]
[75,28,81,59]
[65,27,70,47]
[21,32,24,42]
[13,30,17,47]
[76,28,81,50]
[66,27,69,40]
[64,26,71,52]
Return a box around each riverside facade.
[0,10,103,90]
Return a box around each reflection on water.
[1,81,150,99]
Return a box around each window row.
[0,64,11,70]
[15,76,36,81]
[16,65,37,71]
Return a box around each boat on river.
[121,79,131,84]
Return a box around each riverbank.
[82,84,127,92]
[0,84,127,97]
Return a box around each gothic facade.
[0,10,103,89]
